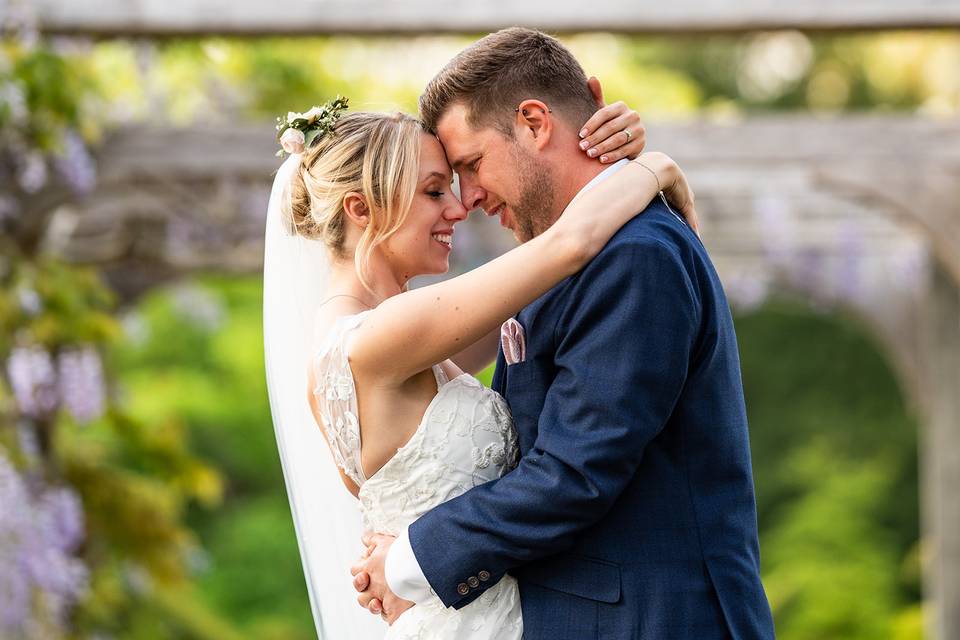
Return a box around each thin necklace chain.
[316,293,376,310]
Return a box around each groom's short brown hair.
[419,27,597,137]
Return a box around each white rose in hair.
[286,111,302,122]
[303,106,324,123]
[280,128,305,154]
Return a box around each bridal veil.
[263,155,385,639]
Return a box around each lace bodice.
[311,312,520,532]
[311,312,523,639]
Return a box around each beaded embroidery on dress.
[311,312,523,639]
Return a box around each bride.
[263,99,698,639]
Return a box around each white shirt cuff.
[386,526,433,604]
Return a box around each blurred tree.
[0,19,238,640]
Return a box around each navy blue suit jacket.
[408,198,775,639]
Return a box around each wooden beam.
[28,0,960,37]
[89,116,960,176]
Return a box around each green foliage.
[0,261,112,355]
[80,31,960,129]
[193,498,312,639]
[0,37,102,156]
[618,31,958,114]
[113,276,315,638]
[737,299,921,639]
[239,39,344,118]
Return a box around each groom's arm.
[396,235,700,608]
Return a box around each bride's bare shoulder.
[312,301,370,345]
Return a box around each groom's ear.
[515,99,553,151]
[587,76,606,108]
[343,191,371,229]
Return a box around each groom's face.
[436,104,556,244]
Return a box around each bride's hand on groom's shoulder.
[351,532,414,625]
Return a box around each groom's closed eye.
[452,154,481,174]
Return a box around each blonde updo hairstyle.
[283,111,424,291]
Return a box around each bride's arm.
[350,153,694,384]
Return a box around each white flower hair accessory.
[275,96,349,157]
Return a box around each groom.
[354,27,775,639]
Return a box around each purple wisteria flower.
[16,287,42,316]
[2,0,39,51]
[16,152,47,193]
[0,82,27,125]
[889,242,930,294]
[835,221,865,303]
[753,191,795,268]
[0,451,88,636]
[725,272,771,313]
[54,131,97,195]
[791,248,832,310]
[6,346,58,419]
[57,347,106,425]
[16,420,41,463]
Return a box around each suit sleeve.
[407,237,700,608]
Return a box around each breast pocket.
[504,361,547,445]
[505,359,538,389]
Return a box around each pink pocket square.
[501,318,527,365]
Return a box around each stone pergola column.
[923,261,960,640]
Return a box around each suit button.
[457,583,469,596]
[467,576,480,588]
[478,570,491,582]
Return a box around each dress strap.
[432,364,449,390]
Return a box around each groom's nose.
[458,175,486,211]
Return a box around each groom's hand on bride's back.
[351,532,413,625]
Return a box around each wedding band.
[623,129,632,141]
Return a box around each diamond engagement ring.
[623,129,632,141]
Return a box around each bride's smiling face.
[381,133,468,278]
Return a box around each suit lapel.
[492,346,507,397]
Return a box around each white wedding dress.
[311,311,524,639]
